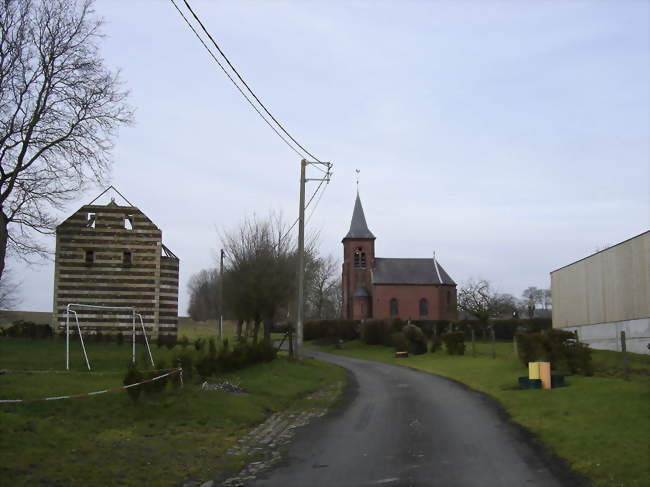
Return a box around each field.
[0,335,346,486]
[308,339,650,487]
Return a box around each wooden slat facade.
[52,202,179,336]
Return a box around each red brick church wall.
[373,284,455,321]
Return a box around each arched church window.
[419,298,428,317]
[390,298,398,317]
[353,247,366,268]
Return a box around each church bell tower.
[342,193,375,320]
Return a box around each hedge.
[515,329,593,376]
[303,319,359,342]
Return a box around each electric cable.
[169,0,305,159]
[180,0,322,163]
[306,179,329,226]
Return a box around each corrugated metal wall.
[52,203,179,336]
[551,231,650,328]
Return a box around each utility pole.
[295,158,332,359]
[219,248,224,339]
[296,159,306,359]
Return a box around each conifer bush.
[123,362,143,403]
[442,332,466,355]
[402,324,428,355]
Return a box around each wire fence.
[0,367,183,404]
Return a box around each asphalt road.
[247,349,572,487]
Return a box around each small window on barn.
[85,249,94,265]
[419,298,429,317]
[123,251,132,266]
[390,298,399,317]
[86,213,95,228]
[124,214,133,230]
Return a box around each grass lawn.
[0,337,346,487]
[308,339,650,487]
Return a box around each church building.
[342,193,457,321]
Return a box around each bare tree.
[187,268,219,321]
[305,254,340,320]
[0,0,133,279]
[0,268,21,310]
[522,287,544,318]
[542,289,551,310]
[222,214,295,344]
[457,279,515,325]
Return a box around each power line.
[169,0,305,159]
[306,179,329,227]
[277,177,326,245]
[173,0,322,162]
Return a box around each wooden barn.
[52,187,179,337]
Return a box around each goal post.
[65,304,155,371]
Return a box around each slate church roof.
[344,193,375,239]
[373,258,455,286]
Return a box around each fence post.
[513,335,518,357]
[621,330,629,380]
[491,328,496,359]
[471,328,476,357]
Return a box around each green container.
[551,374,566,388]
[529,379,542,389]
[518,377,531,389]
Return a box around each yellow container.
[539,362,551,390]
[528,362,540,379]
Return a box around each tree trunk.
[288,325,294,359]
[236,319,243,341]
[252,318,261,344]
[0,212,8,283]
[263,318,273,346]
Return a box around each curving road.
[247,349,574,487]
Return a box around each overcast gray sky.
[9,0,649,314]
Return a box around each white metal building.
[550,231,650,354]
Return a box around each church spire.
[344,192,375,239]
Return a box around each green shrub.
[430,336,443,353]
[123,362,143,404]
[515,329,593,376]
[116,332,124,346]
[515,332,544,364]
[402,324,427,355]
[391,332,409,351]
[195,353,215,379]
[165,335,177,349]
[194,337,205,352]
[413,320,450,338]
[180,335,190,349]
[442,332,466,355]
[175,351,194,380]
[5,320,53,339]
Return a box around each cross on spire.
[356,169,360,191]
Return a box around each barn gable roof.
[373,258,455,285]
[343,193,375,240]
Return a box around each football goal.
[65,304,155,371]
